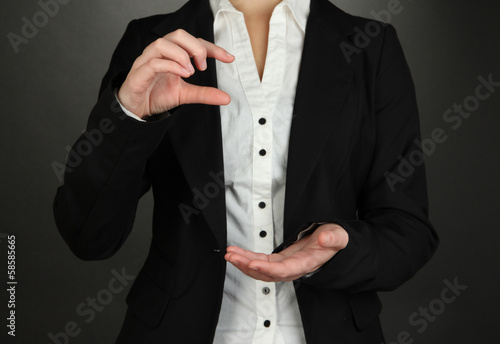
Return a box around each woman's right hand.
[117,29,235,119]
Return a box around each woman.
[54,0,439,342]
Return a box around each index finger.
[166,29,234,71]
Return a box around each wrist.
[117,87,146,117]
[114,88,146,122]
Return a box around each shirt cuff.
[113,89,146,122]
[295,222,329,242]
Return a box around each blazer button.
[259,118,266,125]
[262,287,270,295]
[259,230,267,238]
[259,149,267,156]
[264,320,271,327]
[259,202,266,209]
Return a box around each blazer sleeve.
[295,24,439,293]
[53,20,173,261]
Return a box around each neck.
[228,0,283,16]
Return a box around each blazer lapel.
[282,0,357,239]
[151,0,228,251]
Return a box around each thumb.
[180,83,231,106]
[318,231,336,248]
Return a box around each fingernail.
[232,260,240,266]
[188,62,195,73]
[249,266,258,271]
[225,51,235,58]
[201,59,207,71]
[181,67,191,75]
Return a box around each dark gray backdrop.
[1,0,499,343]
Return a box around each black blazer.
[53,0,439,342]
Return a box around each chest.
[243,15,271,81]
[213,13,304,189]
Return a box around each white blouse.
[209,0,310,343]
[119,0,311,342]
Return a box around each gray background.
[1,0,499,343]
